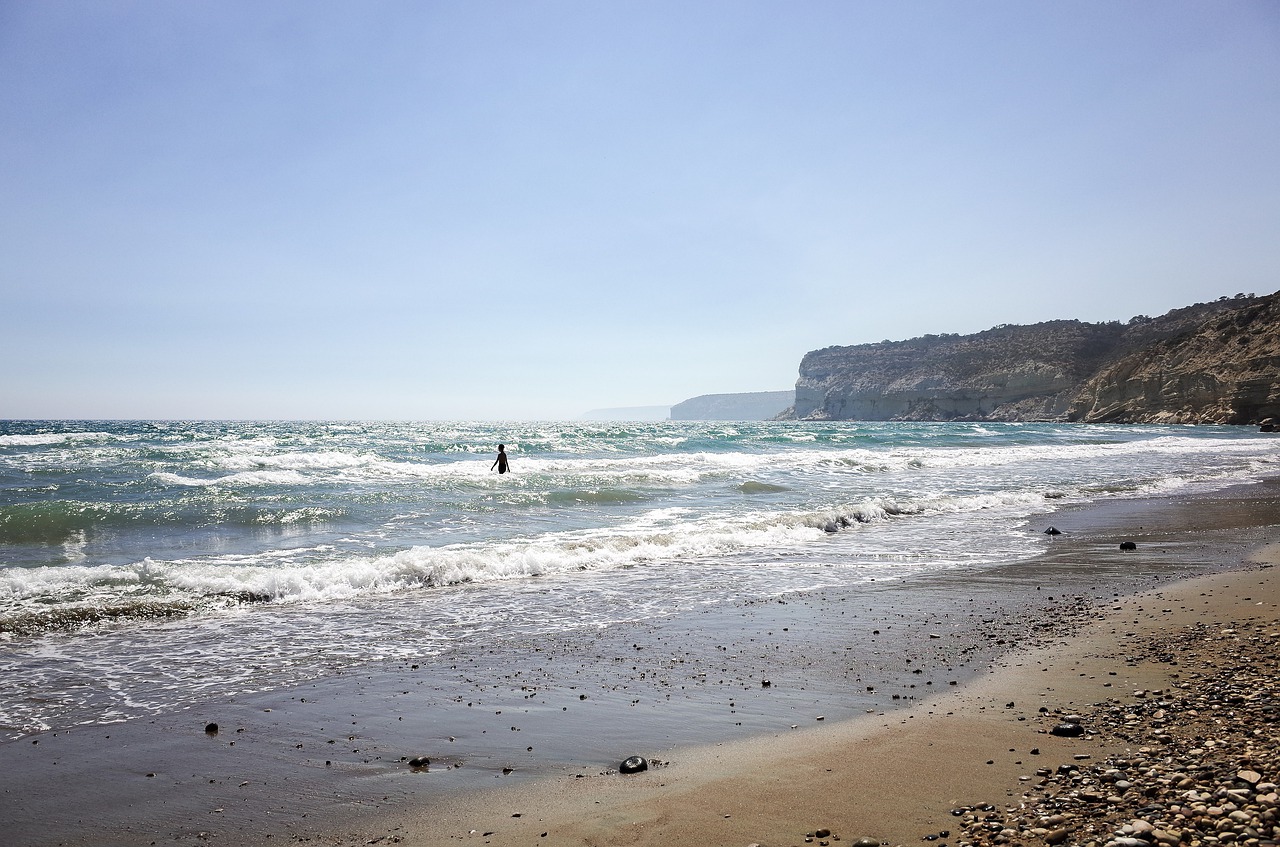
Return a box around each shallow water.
[2,420,1277,738]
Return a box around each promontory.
[780,290,1280,425]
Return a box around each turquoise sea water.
[1,419,1277,737]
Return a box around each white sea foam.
[215,451,372,471]
[148,470,310,487]
[0,488,1055,613]
[0,432,116,447]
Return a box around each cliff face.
[791,321,1121,421]
[1067,296,1280,424]
[787,292,1279,424]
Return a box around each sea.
[2,419,1278,743]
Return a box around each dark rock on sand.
[1119,541,1137,550]
[619,756,648,774]
[1050,722,1085,737]
[407,756,430,768]
[204,722,219,735]
[1044,527,1062,535]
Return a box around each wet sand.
[397,545,1278,847]
[2,479,1278,846]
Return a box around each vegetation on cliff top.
[785,292,1278,425]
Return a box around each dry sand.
[383,545,1280,847]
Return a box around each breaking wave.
[0,487,1053,635]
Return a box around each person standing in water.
[490,443,509,474]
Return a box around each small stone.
[1237,770,1262,785]
[407,756,430,768]
[1050,722,1085,737]
[619,756,648,774]
[204,723,219,735]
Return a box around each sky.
[3,1,1279,420]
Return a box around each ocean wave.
[148,470,310,487]
[0,432,117,447]
[0,487,1052,633]
[0,499,340,545]
[215,451,373,472]
[739,481,790,493]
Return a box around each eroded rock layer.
[785,292,1279,425]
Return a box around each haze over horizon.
[4,2,1279,421]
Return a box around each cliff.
[1067,295,1280,424]
[785,292,1279,425]
[670,391,794,421]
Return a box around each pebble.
[944,617,1280,847]
[619,755,648,774]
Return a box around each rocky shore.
[948,601,1279,847]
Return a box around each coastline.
[396,545,1278,847]
[380,479,1280,847]
[2,478,1277,846]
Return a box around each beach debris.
[1044,526,1062,535]
[1119,541,1137,550]
[204,722,219,736]
[619,755,648,774]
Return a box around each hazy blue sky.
[4,1,1278,420]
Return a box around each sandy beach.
[3,480,1277,847]
[369,543,1280,847]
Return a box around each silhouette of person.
[490,443,509,474]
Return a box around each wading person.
[491,443,509,474]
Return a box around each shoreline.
[2,478,1277,846]
[398,545,1278,847]
[378,479,1280,847]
